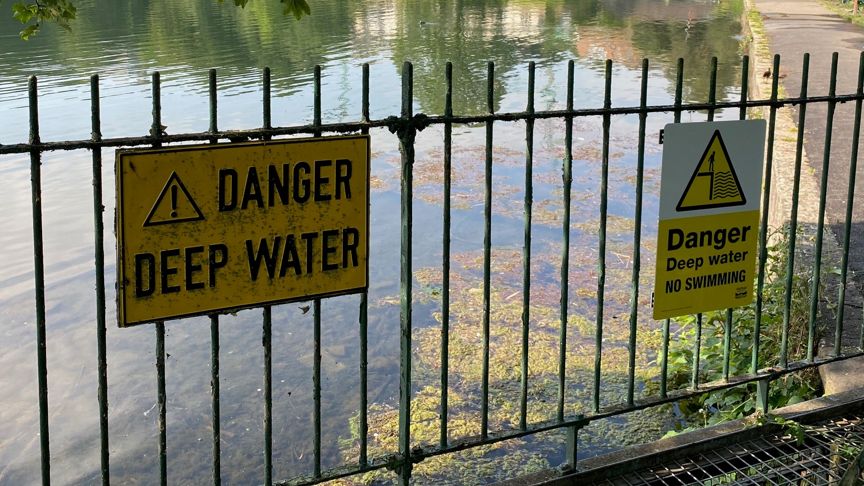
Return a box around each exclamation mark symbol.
[170,184,178,218]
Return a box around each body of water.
[0,0,747,483]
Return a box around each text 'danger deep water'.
[116,135,370,327]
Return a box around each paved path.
[754,0,864,315]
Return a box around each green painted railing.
[6,52,864,485]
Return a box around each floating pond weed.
[345,236,667,483]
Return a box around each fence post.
[782,53,810,369]
[753,55,781,373]
[312,65,324,481]
[808,52,839,362]
[627,58,649,407]
[398,60,415,486]
[660,58,684,400]
[520,61,535,432]
[90,73,110,486]
[756,378,771,414]
[360,62,371,467]
[558,59,574,421]
[149,71,168,486]
[440,61,453,449]
[28,74,51,486]
[207,68,222,486]
[836,51,864,355]
[564,422,584,472]
[481,60,495,438]
[593,59,612,413]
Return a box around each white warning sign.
[654,120,766,320]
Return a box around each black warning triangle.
[676,130,746,212]
[144,172,205,227]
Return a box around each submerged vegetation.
[341,244,669,484]
[333,113,674,482]
[340,222,830,483]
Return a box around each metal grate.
[596,415,864,485]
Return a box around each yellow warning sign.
[676,130,745,211]
[116,135,370,327]
[653,211,758,319]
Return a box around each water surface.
[0,0,747,483]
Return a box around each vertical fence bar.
[150,71,168,486]
[313,299,322,478]
[314,65,322,137]
[440,61,452,448]
[565,425,580,470]
[156,322,167,486]
[263,307,272,486]
[593,59,612,413]
[660,320,670,398]
[558,60,574,421]
[691,57,718,390]
[723,314,732,376]
[756,378,770,414]
[209,69,218,140]
[674,58,684,125]
[481,61,494,437]
[627,59,648,407]
[207,69,222,486]
[807,52,838,362]
[90,74,110,485]
[360,62,370,465]
[398,61,415,486]
[261,66,273,486]
[782,54,809,368]
[151,72,162,146]
[739,56,749,121]
[707,57,718,121]
[724,56,749,380]
[312,65,323,479]
[753,55,780,373]
[520,61,535,430]
[209,316,220,485]
[661,58,683,399]
[691,313,703,389]
[263,67,272,139]
[835,51,864,356]
[28,75,50,486]
[361,64,369,129]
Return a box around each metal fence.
[4,52,864,485]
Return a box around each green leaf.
[281,0,310,20]
[19,22,38,39]
[12,2,35,23]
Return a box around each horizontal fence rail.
[7,95,864,156]
[7,52,864,485]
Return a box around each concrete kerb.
[743,0,864,394]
